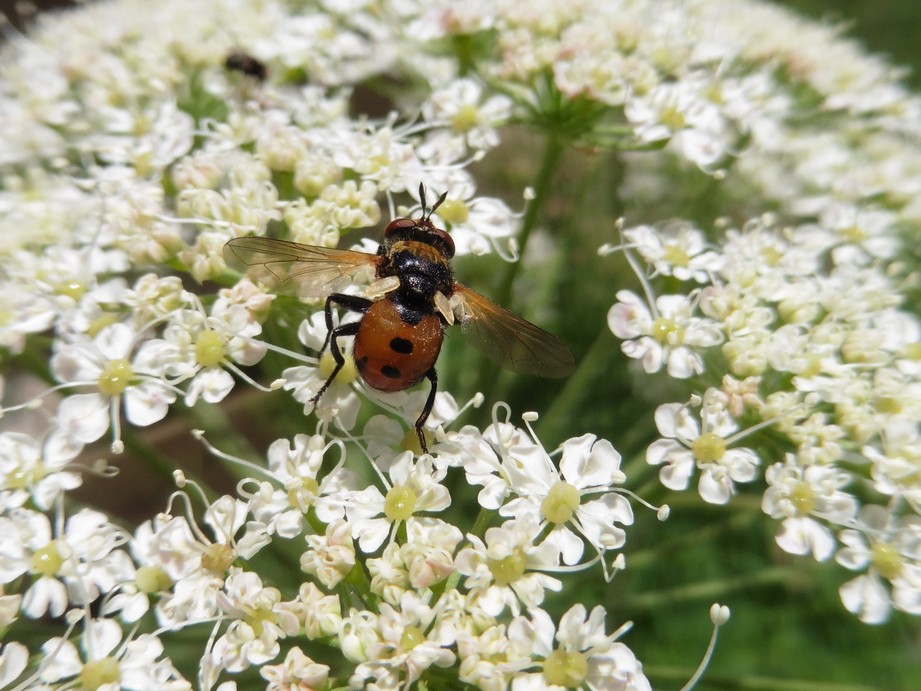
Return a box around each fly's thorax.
[380,240,454,301]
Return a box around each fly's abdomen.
[353,299,443,392]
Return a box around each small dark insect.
[224,184,575,453]
[224,49,267,82]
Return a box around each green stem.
[472,133,566,410]
[495,134,566,310]
[468,505,495,539]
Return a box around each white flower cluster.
[592,0,921,630]
[1,0,920,687]
[610,216,921,624]
[0,0,654,688]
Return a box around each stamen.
[680,604,730,691]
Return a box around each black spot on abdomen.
[381,365,401,379]
[390,337,413,354]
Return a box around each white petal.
[839,574,891,624]
[653,403,684,438]
[776,517,835,561]
[57,393,109,443]
[698,469,732,504]
[0,642,29,687]
[124,382,173,426]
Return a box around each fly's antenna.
[418,182,448,221]
[430,190,448,217]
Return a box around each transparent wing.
[224,237,378,298]
[453,284,575,378]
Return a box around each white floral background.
[1,0,920,689]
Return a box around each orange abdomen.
[353,299,443,392]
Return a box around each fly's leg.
[312,294,372,406]
[414,367,438,454]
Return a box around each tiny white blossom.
[422,77,512,151]
[39,617,190,689]
[506,605,651,691]
[0,429,82,510]
[647,390,759,504]
[499,433,634,565]
[301,519,356,589]
[836,505,921,624]
[0,507,133,619]
[345,451,451,552]
[260,646,330,690]
[211,569,299,673]
[455,515,562,617]
[762,455,858,561]
[624,222,722,283]
[346,590,456,688]
[52,322,177,450]
[608,289,723,378]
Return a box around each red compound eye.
[430,227,455,258]
[384,217,416,237]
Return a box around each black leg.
[311,320,360,406]
[311,294,370,408]
[415,367,438,454]
[319,293,372,353]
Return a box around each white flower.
[3,244,129,334]
[204,495,271,560]
[39,617,190,689]
[836,505,921,624]
[300,519,356,589]
[454,515,562,617]
[0,507,133,619]
[366,517,463,604]
[260,647,330,691]
[211,569,299,673]
[344,451,451,552]
[289,582,342,641]
[821,202,900,265]
[499,433,633,565]
[451,413,553,510]
[623,222,722,283]
[263,433,359,527]
[867,420,921,505]
[52,322,177,450]
[345,590,456,688]
[762,455,858,561]
[647,390,759,504]
[0,429,82,510]
[608,289,723,378]
[0,279,57,353]
[122,274,190,326]
[456,621,533,691]
[625,78,731,169]
[134,506,262,628]
[507,605,651,691]
[422,77,512,151]
[137,297,267,406]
